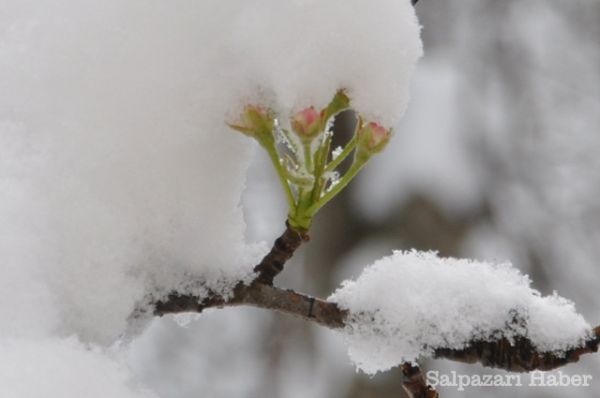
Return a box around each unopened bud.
[357,122,391,155]
[228,105,274,139]
[291,107,322,140]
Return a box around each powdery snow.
[0,0,421,344]
[0,1,422,395]
[0,337,157,398]
[329,250,591,374]
[226,0,423,126]
[1,2,264,345]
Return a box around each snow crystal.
[171,313,203,329]
[329,250,591,374]
[324,171,342,193]
[332,146,344,161]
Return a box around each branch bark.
[154,281,346,329]
[434,328,600,372]
[252,221,309,285]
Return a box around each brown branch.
[433,327,600,372]
[154,284,600,374]
[252,221,309,285]
[154,281,346,329]
[401,363,439,398]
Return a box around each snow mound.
[330,250,591,374]
[0,0,421,346]
[0,1,422,393]
[0,337,157,398]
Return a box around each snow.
[0,0,422,395]
[0,2,267,345]
[0,337,157,398]
[0,0,421,338]
[329,250,591,375]
[331,146,344,161]
[224,0,423,126]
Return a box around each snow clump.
[330,250,591,374]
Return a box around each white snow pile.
[330,250,592,374]
[0,338,157,398]
[0,1,422,396]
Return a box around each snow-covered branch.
[153,281,600,372]
[153,231,600,379]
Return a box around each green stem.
[310,134,332,203]
[286,169,314,187]
[288,185,313,230]
[324,135,357,173]
[303,141,313,174]
[306,157,367,217]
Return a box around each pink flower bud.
[357,122,391,154]
[291,106,322,140]
[228,105,274,137]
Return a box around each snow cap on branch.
[329,250,591,374]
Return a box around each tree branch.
[154,284,600,374]
[434,327,600,372]
[252,221,309,285]
[154,281,346,329]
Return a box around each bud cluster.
[228,91,393,230]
